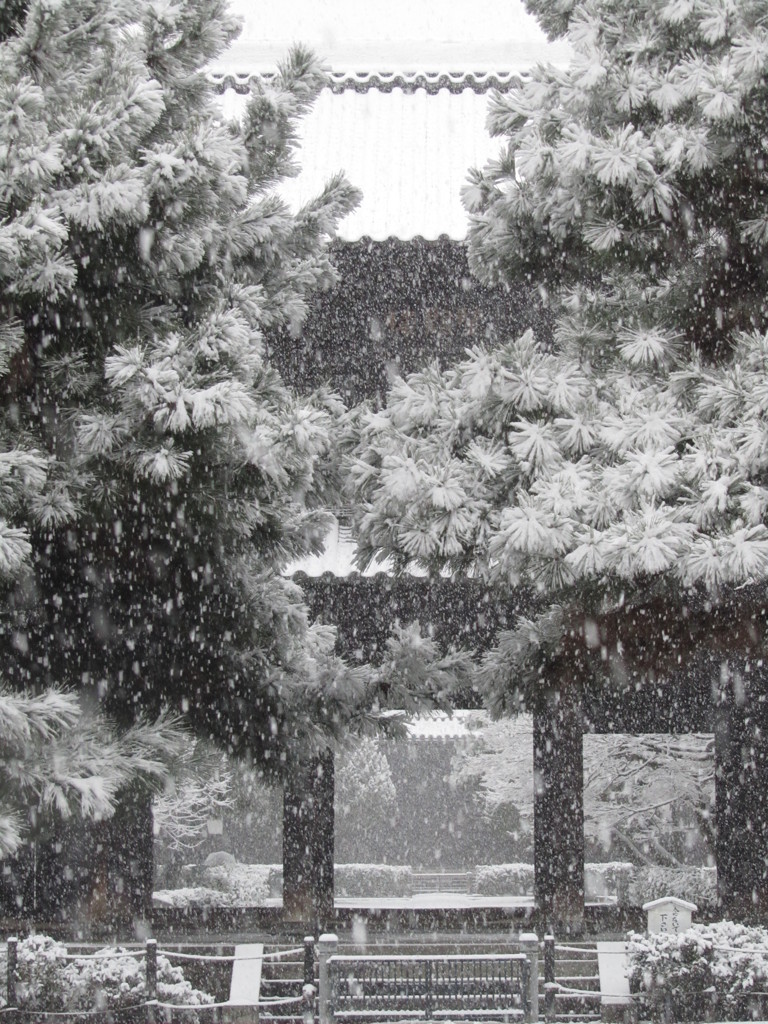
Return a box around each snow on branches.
[348,327,768,593]
[0,0,371,773]
[0,688,185,857]
[348,0,768,699]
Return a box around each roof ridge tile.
[208,69,521,95]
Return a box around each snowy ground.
[257,893,616,909]
[156,891,621,909]
[336,893,534,909]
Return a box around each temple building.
[206,17,571,927]
[202,15,750,934]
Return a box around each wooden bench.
[410,872,472,894]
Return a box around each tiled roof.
[215,76,506,241]
[210,69,522,95]
[406,709,488,737]
[284,519,398,577]
[210,3,573,82]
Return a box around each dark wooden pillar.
[89,783,154,934]
[283,748,335,929]
[312,748,335,926]
[715,663,768,920]
[533,685,585,934]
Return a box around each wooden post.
[145,938,157,1024]
[317,933,337,1024]
[533,683,585,934]
[304,936,315,986]
[283,759,314,925]
[543,934,555,1023]
[6,937,17,1016]
[424,959,433,1021]
[303,935,316,1024]
[312,749,335,929]
[715,663,768,920]
[283,751,335,930]
[520,933,538,1022]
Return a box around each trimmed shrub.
[474,862,633,899]
[628,920,768,1022]
[585,862,634,900]
[160,860,273,906]
[155,862,415,904]
[473,864,534,896]
[153,886,234,908]
[628,866,717,907]
[203,851,237,869]
[334,864,413,897]
[203,863,271,904]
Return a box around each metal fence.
[324,948,531,1021]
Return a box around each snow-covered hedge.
[628,921,768,1022]
[585,862,634,899]
[153,886,234,908]
[628,865,717,906]
[0,935,212,1021]
[473,863,633,898]
[155,862,414,904]
[335,863,413,897]
[260,863,413,898]
[473,864,534,896]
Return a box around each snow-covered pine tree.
[0,0,364,757]
[0,687,185,860]
[0,0,367,920]
[0,0,472,926]
[451,718,714,865]
[346,0,768,918]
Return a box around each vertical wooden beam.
[82,783,154,932]
[283,759,314,925]
[312,748,335,928]
[283,749,336,929]
[533,684,585,934]
[715,663,768,920]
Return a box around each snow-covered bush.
[473,864,534,896]
[153,886,235,908]
[0,935,212,1021]
[3,935,67,1011]
[628,921,768,1022]
[585,862,634,900]
[155,861,276,907]
[204,863,271,904]
[334,864,413,897]
[629,866,717,907]
[473,862,632,898]
[157,862,415,904]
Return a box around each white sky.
[215,0,570,73]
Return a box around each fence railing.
[3,937,312,1023]
[5,933,547,1023]
[316,934,535,1022]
